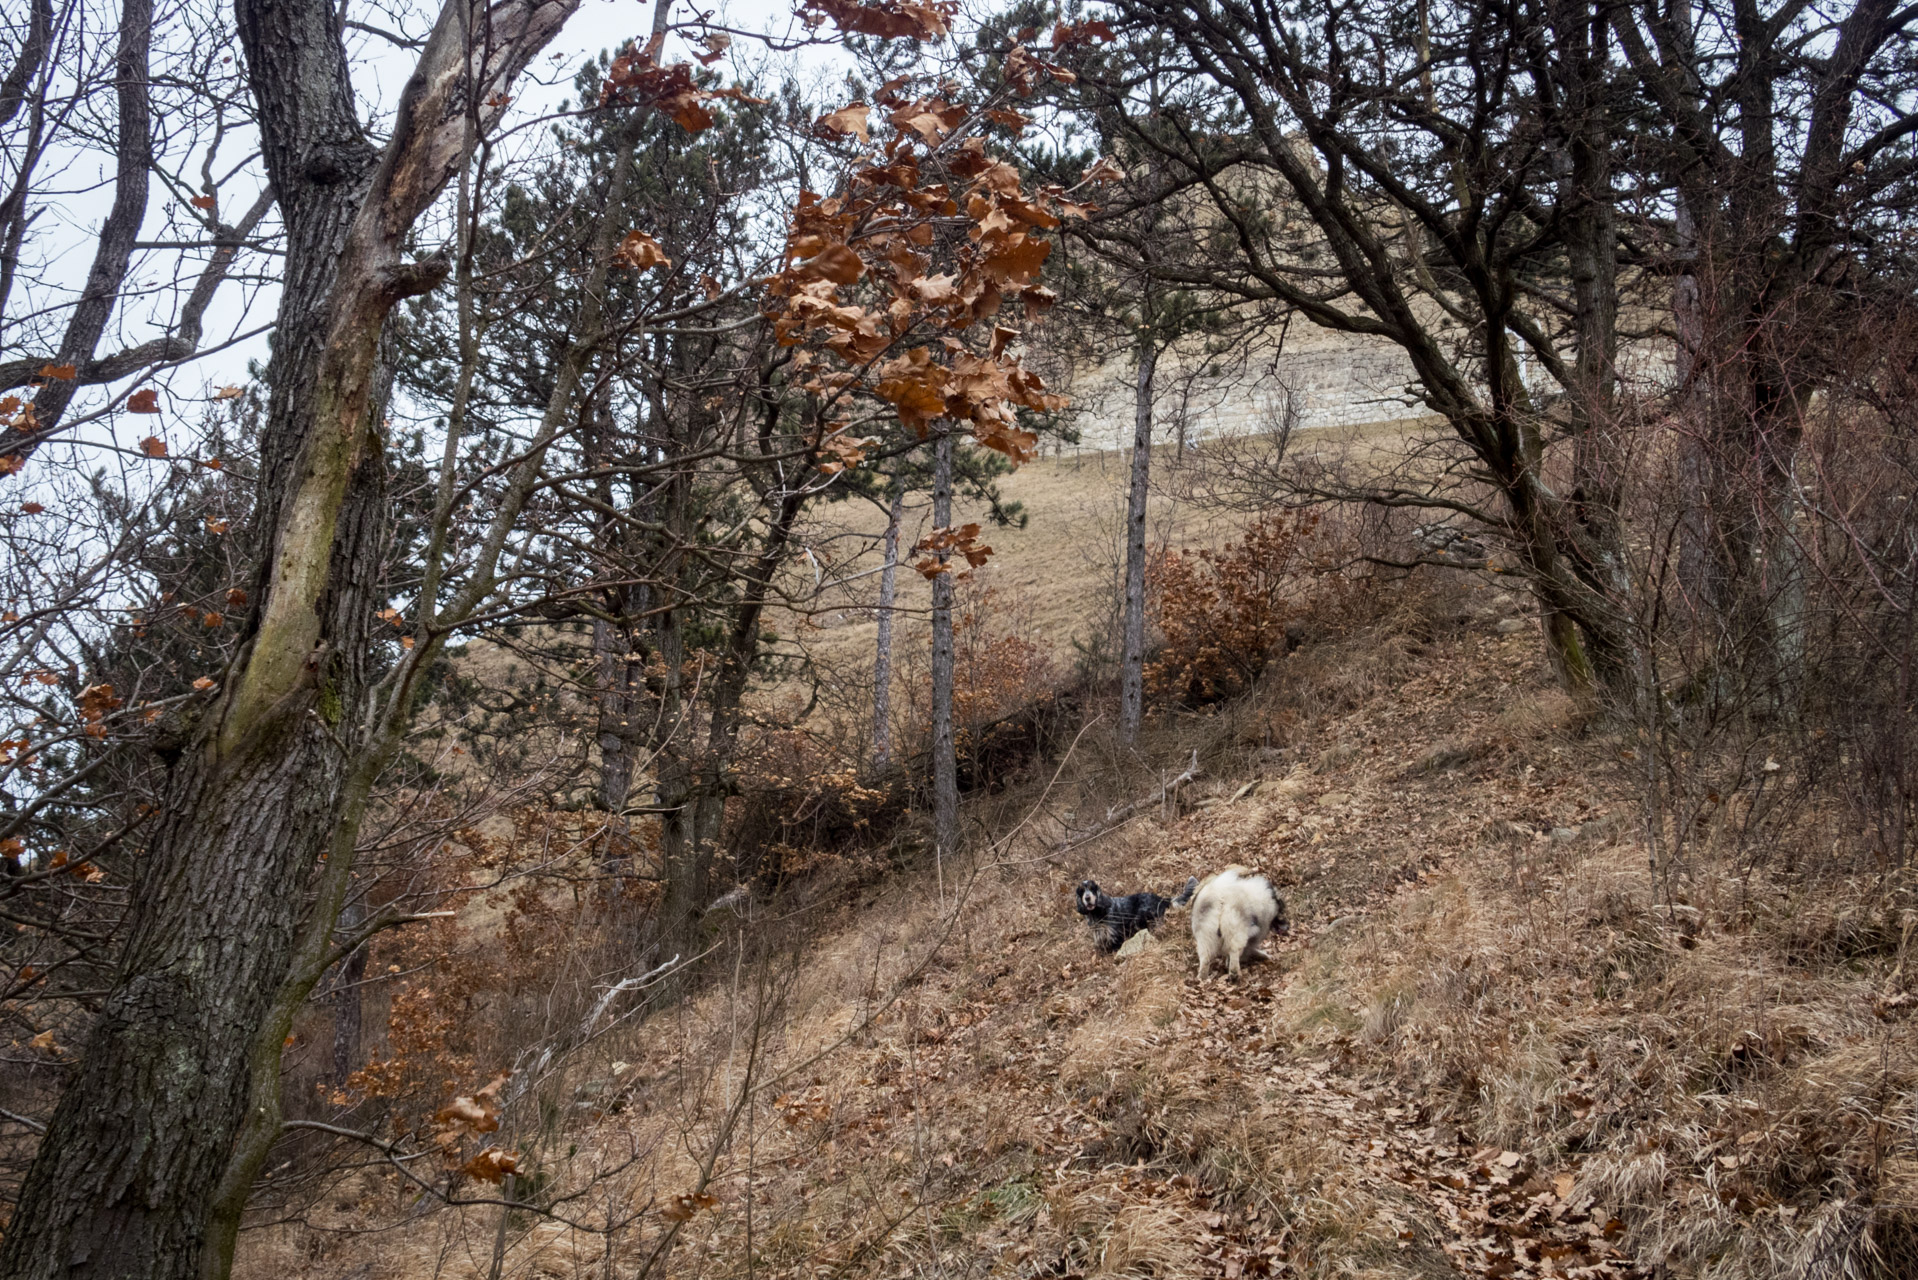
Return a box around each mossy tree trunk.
[0,3,579,1277]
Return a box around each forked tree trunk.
[871,476,904,769]
[1118,336,1157,743]
[929,429,958,878]
[0,4,579,1277]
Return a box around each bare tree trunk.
[656,428,807,940]
[586,368,643,827]
[0,0,51,132]
[0,4,579,1277]
[1670,191,1726,618]
[930,429,958,879]
[871,476,904,769]
[1119,336,1157,743]
[595,614,637,816]
[330,900,366,1085]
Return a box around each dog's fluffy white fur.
[1190,865,1289,980]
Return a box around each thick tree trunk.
[871,477,904,769]
[1670,192,1729,620]
[1118,337,1157,743]
[1561,5,1620,522]
[930,429,958,876]
[0,4,579,1277]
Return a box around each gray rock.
[1116,929,1156,959]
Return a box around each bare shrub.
[1146,513,1316,706]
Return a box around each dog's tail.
[1168,875,1198,909]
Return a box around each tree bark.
[1118,335,1157,743]
[655,407,808,941]
[871,476,904,769]
[330,901,367,1086]
[0,0,52,131]
[595,614,638,817]
[930,428,958,878]
[0,4,579,1277]
[587,377,643,821]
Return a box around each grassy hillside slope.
[238,553,1916,1280]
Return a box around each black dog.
[1074,876,1199,953]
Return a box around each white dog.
[1190,866,1290,980]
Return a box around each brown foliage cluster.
[949,581,1055,737]
[599,33,765,131]
[1147,513,1316,706]
[766,59,1118,466]
[330,912,473,1110]
[325,809,650,1126]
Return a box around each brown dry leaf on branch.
[811,424,874,474]
[613,230,671,272]
[912,523,993,577]
[460,1147,519,1184]
[817,102,871,141]
[799,0,955,40]
[660,1190,718,1222]
[599,39,765,132]
[127,390,161,415]
[77,683,120,737]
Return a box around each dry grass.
[236,454,1916,1280]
